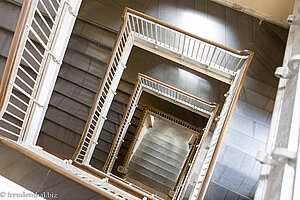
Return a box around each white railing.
[72,12,134,164]
[73,8,252,185]
[188,58,251,200]
[119,105,203,174]
[0,136,162,200]
[172,108,216,199]
[103,73,217,173]
[0,0,70,142]
[127,10,249,81]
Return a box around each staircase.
[92,85,144,172]
[0,0,129,167]
[39,19,132,168]
[125,117,192,196]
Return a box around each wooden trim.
[178,103,219,199]
[197,52,254,200]
[121,105,148,170]
[0,137,121,200]
[125,8,251,56]
[73,162,160,200]
[0,0,32,113]
[172,130,203,195]
[102,75,141,171]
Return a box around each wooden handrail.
[197,52,254,199]
[72,10,128,161]
[138,73,217,107]
[124,8,251,56]
[177,102,219,199]
[0,0,32,113]
[0,137,120,200]
[0,136,162,199]
[173,131,202,195]
[102,74,141,171]
[73,162,160,200]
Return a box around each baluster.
[234,58,243,71]
[136,18,140,34]
[164,28,167,45]
[191,40,196,58]
[178,34,182,52]
[173,32,176,50]
[182,35,186,56]
[214,49,221,67]
[224,55,231,71]
[186,37,191,56]
[127,16,132,32]
[146,21,149,39]
[131,16,136,33]
[141,19,145,36]
[205,46,211,64]
[228,57,237,71]
[169,30,171,48]
[160,26,162,44]
[155,23,158,46]
[196,42,201,60]
[219,52,226,69]
[208,47,217,67]
[200,44,206,61]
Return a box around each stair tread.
[137,143,184,168]
[145,131,189,153]
[141,136,187,161]
[126,169,172,195]
[131,152,180,179]
[128,160,175,188]
[133,148,182,173]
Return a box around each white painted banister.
[72,9,253,194]
[72,14,134,164]
[127,12,249,80]
[0,0,81,144]
[188,53,253,200]
[103,73,217,173]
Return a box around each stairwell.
[0,0,212,180]
[125,117,194,197]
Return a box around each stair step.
[133,148,182,174]
[145,131,189,154]
[137,143,183,169]
[141,136,187,161]
[117,80,135,96]
[126,169,172,195]
[68,36,111,64]
[73,19,116,49]
[131,149,180,180]
[128,160,175,188]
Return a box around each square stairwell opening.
[118,107,202,199]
